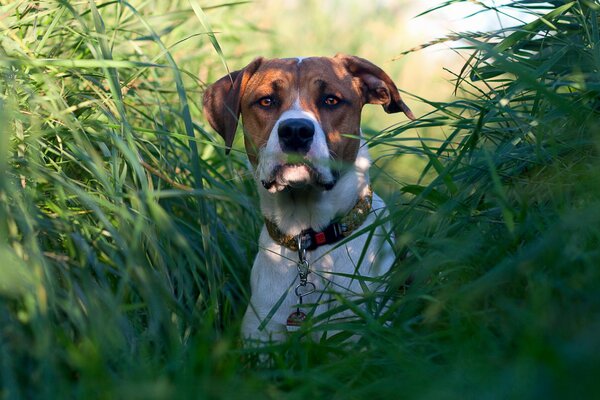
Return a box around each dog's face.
[203,54,414,192]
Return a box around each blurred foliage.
[1,0,599,399]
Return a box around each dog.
[203,54,414,342]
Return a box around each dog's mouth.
[261,162,336,193]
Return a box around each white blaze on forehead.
[280,56,310,65]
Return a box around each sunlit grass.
[1,0,599,398]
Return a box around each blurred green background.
[200,0,493,185]
[1,0,599,399]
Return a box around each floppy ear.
[202,57,264,153]
[335,53,415,120]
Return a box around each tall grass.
[1,0,599,399]
[1,1,259,397]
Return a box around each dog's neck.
[256,144,372,236]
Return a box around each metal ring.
[295,281,316,298]
[297,235,307,262]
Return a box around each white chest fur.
[241,192,394,342]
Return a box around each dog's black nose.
[278,118,315,154]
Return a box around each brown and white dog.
[203,55,414,342]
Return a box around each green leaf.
[421,140,458,195]
[401,184,450,206]
[493,2,576,53]
[189,0,231,76]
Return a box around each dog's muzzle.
[278,118,315,154]
[259,116,337,193]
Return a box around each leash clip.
[295,233,314,299]
[287,234,315,332]
[296,234,310,285]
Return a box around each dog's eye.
[323,95,340,106]
[258,96,274,108]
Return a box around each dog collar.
[264,187,373,252]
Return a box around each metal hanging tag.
[286,296,306,330]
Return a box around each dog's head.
[203,54,414,193]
